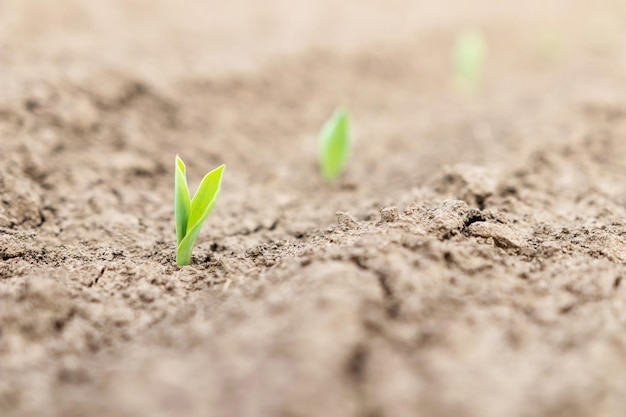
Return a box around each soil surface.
[2,1,626,416]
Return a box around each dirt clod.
[378,206,400,224]
[468,221,526,249]
[336,211,360,230]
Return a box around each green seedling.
[175,155,225,265]
[453,31,487,93]
[319,107,351,181]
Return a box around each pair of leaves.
[319,108,351,181]
[175,156,225,265]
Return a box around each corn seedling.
[319,107,351,181]
[453,31,487,92]
[175,155,225,265]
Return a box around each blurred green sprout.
[175,155,225,265]
[453,31,487,92]
[319,107,351,181]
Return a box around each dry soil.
[2,1,626,416]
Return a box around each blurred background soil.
[2,1,626,416]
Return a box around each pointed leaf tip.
[176,155,186,174]
[187,164,225,231]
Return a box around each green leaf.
[175,155,191,247]
[187,164,225,232]
[176,164,225,266]
[319,107,350,181]
[453,31,487,92]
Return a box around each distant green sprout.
[453,31,487,92]
[319,107,351,181]
[175,155,225,266]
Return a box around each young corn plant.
[175,155,225,265]
[453,31,487,93]
[319,107,351,181]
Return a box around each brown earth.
[2,1,626,416]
